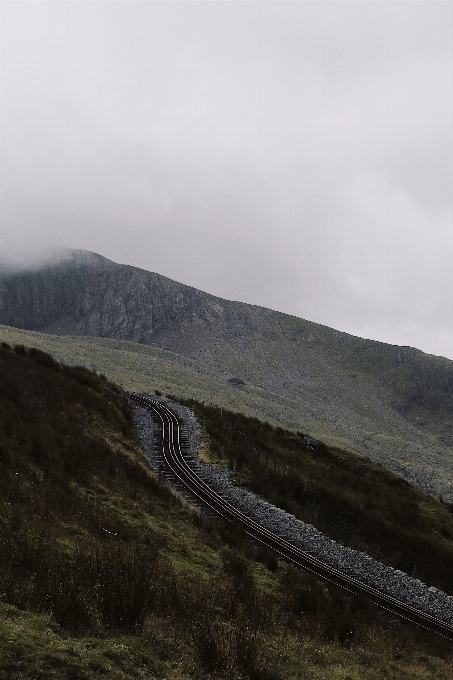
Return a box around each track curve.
[131,393,453,640]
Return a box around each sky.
[1,1,453,359]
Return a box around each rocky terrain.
[1,249,453,500]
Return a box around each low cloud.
[1,1,452,359]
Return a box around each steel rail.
[131,394,453,640]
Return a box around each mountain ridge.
[1,249,453,501]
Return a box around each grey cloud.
[1,1,453,359]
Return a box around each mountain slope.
[1,249,453,501]
[2,343,453,677]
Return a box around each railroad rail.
[131,393,453,640]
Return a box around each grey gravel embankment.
[131,395,453,627]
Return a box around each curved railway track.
[131,393,453,640]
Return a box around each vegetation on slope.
[179,399,453,594]
[2,319,453,506]
[0,342,452,679]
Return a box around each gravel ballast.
[131,395,453,627]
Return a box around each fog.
[1,1,452,358]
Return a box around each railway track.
[131,393,453,640]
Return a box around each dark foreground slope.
[0,341,452,679]
[1,250,453,502]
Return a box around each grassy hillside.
[1,322,453,506]
[180,399,453,594]
[0,342,452,678]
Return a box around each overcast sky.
[1,1,452,358]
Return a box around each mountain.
[1,249,453,501]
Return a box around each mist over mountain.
[1,249,453,501]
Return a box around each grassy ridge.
[0,343,452,678]
[179,399,453,594]
[2,320,453,507]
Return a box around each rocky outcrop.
[0,250,219,342]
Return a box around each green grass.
[0,602,167,679]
